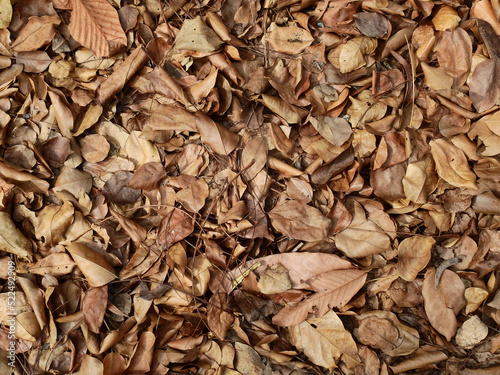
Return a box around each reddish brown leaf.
[158,208,194,245]
[83,286,108,333]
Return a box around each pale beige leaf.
[455,315,488,348]
[422,268,466,341]
[70,0,127,57]
[430,138,477,189]
[465,287,489,315]
[403,157,438,203]
[289,311,360,370]
[175,16,223,52]
[66,242,117,287]
[266,23,314,54]
[257,264,292,294]
[397,236,435,282]
[34,201,75,247]
[0,0,12,28]
[268,200,331,242]
[0,212,32,258]
[421,63,453,91]
[29,253,76,277]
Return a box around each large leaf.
[69,0,127,57]
[66,242,116,287]
[0,212,32,258]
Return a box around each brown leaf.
[422,268,466,341]
[470,56,500,113]
[126,331,155,373]
[158,208,194,245]
[0,211,32,258]
[109,209,146,242]
[207,293,234,340]
[195,112,240,155]
[268,200,331,242]
[129,162,167,191]
[354,12,388,38]
[436,29,472,88]
[102,171,141,204]
[430,138,477,189]
[176,178,209,213]
[66,242,116,287]
[309,116,352,147]
[79,134,110,163]
[273,267,366,326]
[354,311,419,356]
[289,311,360,370]
[29,253,76,277]
[83,286,108,333]
[266,23,314,54]
[69,0,127,57]
[397,236,435,282]
[11,15,60,52]
[241,137,267,181]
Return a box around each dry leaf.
[455,315,488,348]
[430,138,477,189]
[470,56,500,113]
[266,23,314,54]
[83,286,108,333]
[0,0,12,28]
[289,310,360,370]
[309,116,353,147]
[29,253,75,277]
[0,212,32,258]
[422,268,466,341]
[66,242,117,287]
[175,16,223,52]
[339,36,377,74]
[158,208,194,245]
[207,293,234,340]
[268,200,331,242]
[354,311,419,356]
[397,236,435,282]
[69,0,127,57]
[11,15,60,52]
[432,6,461,31]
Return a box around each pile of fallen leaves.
[3,0,500,373]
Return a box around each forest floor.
[2,0,500,374]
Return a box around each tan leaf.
[273,267,366,326]
[339,36,377,74]
[79,355,103,375]
[69,0,127,57]
[421,63,453,91]
[16,311,42,341]
[66,242,117,287]
[465,287,489,315]
[29,253,76,277]
[335,200,392,258]
[289,311,360,370]
[354,311,419,356]
[176,178,209,213]
[430,138,477,189]
[397,236,435,282]
[207,293,234,340]
[266,23,314,54]
[79,134,110,163]
[241,137,267,181]
[455,315,488,348]
[0,211,32,258]
[83,286,108,333]
[261,94,305,124]
[129,162,167,191]
[53,166,93,198]
[158,208,194,245]
[431,6,461,31]
[268,200,331,242]
[103,353,127,375]
[403,156,438,203]
[126,331,155,373]
[469,56,500,113]
[195,112,240,155]
[74,105,104,136]
[436,29,472,87]
[422,268,466,341]
[11,15,60,52]
[257,264,292,294]
[48,90,74,137]
[35,201,75,247]
[109,209,146,242]
[309,116,353,147]
[175,16,223,52]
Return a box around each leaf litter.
[3,0,500,374]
